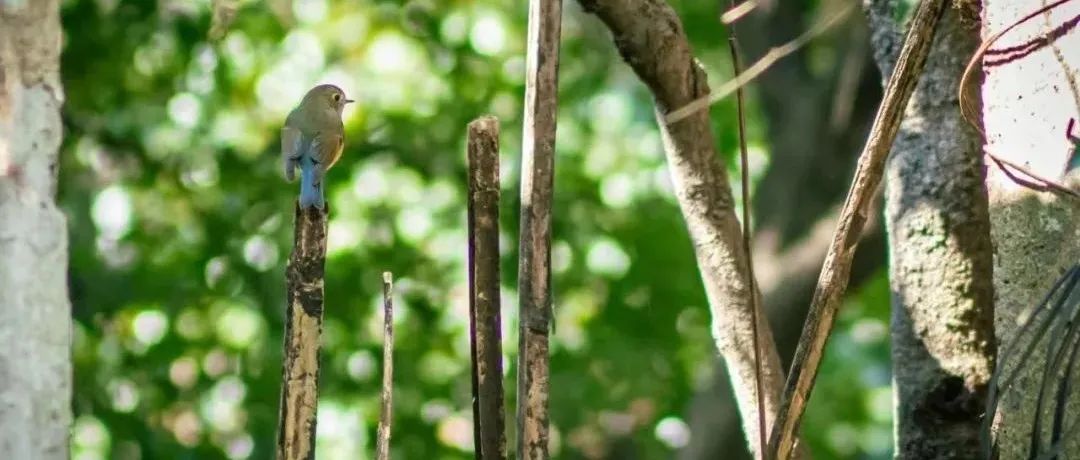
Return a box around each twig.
[727,13,767,460]
[665,2,855,124]
[517,0,561,457]
[767,0,950,457]
[957,0,1080,200]
[468,116,508,459]
[276,204,329,460]
[376,272,395,460]
[721,0,757,24]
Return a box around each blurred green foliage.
[61,0,892,458]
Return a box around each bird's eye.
[332,93,341,101]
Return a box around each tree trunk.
[867,0,997,456]
[981,0,1080,456]
[0,0,72,458]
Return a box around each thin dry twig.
[767,0,950,457]
[665,2,855,124]
[726,12,767,460]
[517,0,561,458]
[722,0,758,24]
[376,272,395,460]
[958,0,1080,200]
[468,116,508,460]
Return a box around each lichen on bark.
[868,0,997,456]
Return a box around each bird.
[282,84,353,210]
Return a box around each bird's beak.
[345,99,355,104]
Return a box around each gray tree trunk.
[981,0,1080,456]
[0,0,72,458]
[868,0,997,457]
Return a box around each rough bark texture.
[517,0,561,457]
[276,204,328,460]
[682,210,886,460]
[468,116,507,460]
[981,0,1080,456]
[867,0,997,457]
[768,0,949,456]
[0,1,71,458]
[576,0,788,456]
[682,7,887,459]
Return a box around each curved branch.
[577,0,791,456]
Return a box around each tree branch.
[277,204,328,460]
[577,0,788,455]
[768,0,949,456]
[468,116,508,460]
[376,272,395,460]
[517,0,562,457]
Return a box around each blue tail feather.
[298,157,324,209]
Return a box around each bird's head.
[302,84,354,115]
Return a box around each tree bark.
[682,6,887,458]
[375,272,394,460]
[577,0,790,456]
[468,116,507,460]
[769,0,950,455]
[981,0,1080,455]
[867,0,997,457]
[276,205,328,460]
[0,1,71,458]
[517,0,561,457]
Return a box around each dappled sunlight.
[586,237,631,277]
[91,185,132,238]
[470,10,510,56]
[213,302,265,349]
[73,415,111,460]
[436,414,474,452]
[315,401,369,459]
[59,0,893,457]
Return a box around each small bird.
[282,84,353,210]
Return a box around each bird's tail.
[298,157,324,209]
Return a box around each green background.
[63,0,893,458]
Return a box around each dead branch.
[727,15,767,460]
[665,2,855,124]
[767,0,950,457]
[468,116,508,460]
[277,204,328,460]
[517,0,562,457]
[376,272,395,460]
